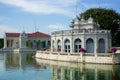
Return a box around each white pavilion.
[51,16,111,53]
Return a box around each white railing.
[51,29,110,36]
[37,51,113,57]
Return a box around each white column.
[4,34,7,48]
[61,31,64,52]
[94,36,98,57]
[62,37,64,52]
[19,36,22,48]
[82,30,85,49]
[51,38,53,51]
[71,31,74,53]
[107,32,112,50]
[82,36,85,48]
[55,38,57,52]
[70,36,73,53]
[105,38,108,53]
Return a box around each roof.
[28,32,50,38]
[6,33,20,38]
[5,32,50,38]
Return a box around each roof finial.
[81,15,85,21]
[88,14,93,21]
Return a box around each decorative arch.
[98,38,105,53]
[64,39,70,52]
[74,38,81,52]
[86,38,94,53]
[57,39,61,51]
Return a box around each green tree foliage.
[0,38,4,48]
[26,40,32,48]
[70,8,120,46]
[41,41,46,48]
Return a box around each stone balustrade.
[35,51,120,64]
[51,29,110,36]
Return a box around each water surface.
[0,52,120,80]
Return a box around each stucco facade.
[4,32,50,50]
[51,17,111,53]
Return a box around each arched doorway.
[98,39,105,53]
[57,40,61,51]
[74,39,81,52]
[86,38,94,53]
[64,39,70,52]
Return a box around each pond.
[0,52,120,80]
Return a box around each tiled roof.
[28,32,50,38]
[6,32,50,38]
[6,33,20,37]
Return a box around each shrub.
[43,48,46,51]
[57,48,61,52]
[111,48,117,53]
[80,48,86,53]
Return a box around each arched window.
[64,39,70,52]
[57,40,61,51]
[74,39,81,52]
[86,38,94,53]
[98,38,105,53]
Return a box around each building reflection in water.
[36,58,120,80]
[3,52,36,70]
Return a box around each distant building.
[4,32,50,50]
[51,16,111,53]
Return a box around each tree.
[70,8,120,46]
[26,40,32,48]
[41,41,46,48]
[0,38,4,48]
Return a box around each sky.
[0,0,120,38]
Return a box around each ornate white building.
[51,17,111,53]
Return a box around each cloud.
[0,0,113,18]
[0,0,77,17]
[0,25,19,32]
[0,25,19,37]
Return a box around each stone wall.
[35,51,120,64]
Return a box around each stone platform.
[35,51,120,64]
